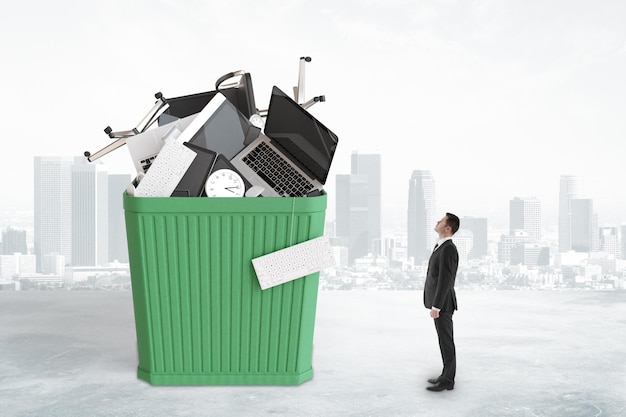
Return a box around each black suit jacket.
[423,239,459,312]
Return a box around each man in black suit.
[423,212,460,392]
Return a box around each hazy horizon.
[0,159,621,233]
[1,157,621,232]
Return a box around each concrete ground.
[1,289,625,417]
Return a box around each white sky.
[1,0,625,230]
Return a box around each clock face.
[205,169,246,197]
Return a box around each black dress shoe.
[427,377,441,384]
[426,381,454,391]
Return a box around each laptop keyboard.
[140,155,157,172]
[242,142,315,197]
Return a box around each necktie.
[433,243,439,252]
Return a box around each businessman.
[423,212,460,392]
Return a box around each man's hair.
[445,212,460,235]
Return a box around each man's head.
[435,212,460,237]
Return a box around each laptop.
[230,86,339,197]
[126,114,196,173]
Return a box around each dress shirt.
[433,237,453,251]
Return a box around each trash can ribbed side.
[123,193,327,385]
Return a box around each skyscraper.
[570,198,594,253]
[407,170,436,265]
[72,160,109,266]
[351,152,382,257]
[1,227,28,255]
[501,198,550,266]
[599,226,620,259]
[510,197,541,242]
[108,174,131,263]
[34,156,76,272]
[453,229,473,264]
[461,217,488,259]
[335,173,369,265]
[334,152,382,265]
[558,175,584,252]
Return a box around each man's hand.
[430,308,440,319]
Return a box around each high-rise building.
[599,226,619,259]
[34,156,76,272]
[335,173,369,265]
[108,174,131,263]
[502,198,550,266]
[2,227,28,255]
[461,217,488,259]
[42,254,65,276]
[71,159,109,267]
[334,152,382,265]
[407,170,436,265]
[558,175,584,252]
[453,229,473,264]
[498,231,534,263]
[510,244,550,266]
[570,198,594,253]
[510,197,541,242]
[620,225,626,260]
[592,213,599,252]
[351,152,382,257]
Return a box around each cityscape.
[1,153,625,292]
[3,4,626,417]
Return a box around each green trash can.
[123,192,327,385]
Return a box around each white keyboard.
[134,140,197,197]
[252,236,336,290]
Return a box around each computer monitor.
[184,93,261,159]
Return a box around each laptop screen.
[264,86,339,184]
